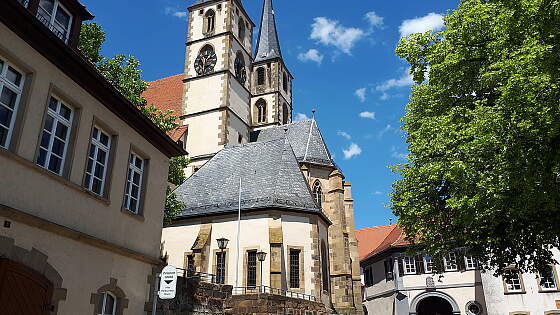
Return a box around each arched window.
[321,240,330,292]
[313,181,323,208]
[238,18,246,41]
[257,67,265,86]
[234,52,246,85]
[100,292,116,315]
[283,72,288,92]
[283,104,290,124]
[204,10,215,34]
[256,99,267,124]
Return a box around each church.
[144,0,363,313]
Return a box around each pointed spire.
[254,0,283,63]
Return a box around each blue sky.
[79,0,459,229]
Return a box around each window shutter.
[457,252,466,271]
[415,255,425,274]
[398,257,404,276]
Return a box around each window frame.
[403,256,417,275]
[424,255,433,274]
[100,291,117,315]
[444,252,459,272]
[289,248,302,289]
[246,250,257,288]
[123,152,146,215]
[37,0,74,43]
[313,181,323,209]
[203,9,216,34]
[215,250,227,285]
[84,126,112,197]
[465,256,479,270]
[503,268,525,294]
[0,58,25,150]
[256,99,267,124]
[538,265,559,292]
[36,96,74,176]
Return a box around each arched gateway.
[0,258,53,315]
[410,291,461,315]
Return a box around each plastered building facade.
[0,0,185,314]
[146,0,363,313]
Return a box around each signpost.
[158,265,178,300]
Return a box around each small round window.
[466,301,483,315]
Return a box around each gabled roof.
[254,0,282,63]
[251,120,335,167]
[175,138,321,219]
[355,224,411,261]
[142,74,184,118]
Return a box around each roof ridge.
[356,224,397,232]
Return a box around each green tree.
[392,0,560,274]
[79,22,188,225]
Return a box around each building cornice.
[0,203,161,265]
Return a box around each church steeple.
[254,0,282,62]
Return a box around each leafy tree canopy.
[79,22,188,225]
[392,0,560,274]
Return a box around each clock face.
[195,46,217,75]
[234,55,246,85]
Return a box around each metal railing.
[232,286,317,302]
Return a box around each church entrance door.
[0,258,53,315]
[416,296,453,315]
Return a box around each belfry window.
[283,72,288,92]
[283,104,289,124]
[238,18,246,41]
[257,67,265,86]
[256,99,267,124]
[313,181,323,208]
[204,10,215,33]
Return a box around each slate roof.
[254,0,282,63]
[175,138,320,218]
[251,120,335,167]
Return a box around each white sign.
[158,265,177,300]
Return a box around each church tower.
[250,0,293,130]
[182,0,255,174]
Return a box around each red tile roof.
[168,125,188,142]
[142,74,184,117]
[355,224,411,261]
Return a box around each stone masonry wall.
[225,294,329,315]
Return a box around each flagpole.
[235,176,242,288]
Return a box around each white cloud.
[365,11,384,29]
[294,113,309,121]
[359,112,376,119]
[298,49,324,65]
[354,88,367,102]
[399,13,444,37]
[376,68,415,92]
[391,151,407,160]
[165,7,187,19]
[337,131,352,140]
[378,124,394,138]
[310,17,365,54]
[343,143,362,160]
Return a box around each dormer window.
[37,0,73,43]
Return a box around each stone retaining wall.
[225,293,329,315]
